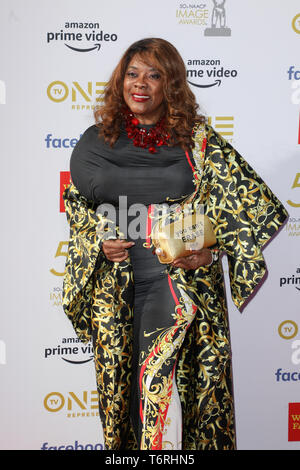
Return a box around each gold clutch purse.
[151,210,216,264]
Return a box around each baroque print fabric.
[62,124,288,450]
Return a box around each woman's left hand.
[171,248,213,270]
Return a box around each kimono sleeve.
[202,126,288,311]
[62,182,111,342]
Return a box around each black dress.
[70,124,196,449]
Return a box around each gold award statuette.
[151,211,217,264]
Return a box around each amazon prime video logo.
[186,58,237,89]
[46,21,118,52]
[44,338,94,365]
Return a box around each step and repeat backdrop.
[0,0,299,450]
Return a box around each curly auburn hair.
[94,38,205,150]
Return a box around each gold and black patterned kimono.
[62,123,288,450]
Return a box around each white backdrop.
[1,0,299,450]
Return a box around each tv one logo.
[278,320,298,340]
[292,13,300,34]
[278,320,300,366]
[60,171,71,213]
[44,391,99,417]
[47,81,107,110]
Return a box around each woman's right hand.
[102,239,135,263]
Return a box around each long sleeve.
[192,124,289,310]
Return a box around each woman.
[62,38,288,450]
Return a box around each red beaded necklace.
[124,108,170,154]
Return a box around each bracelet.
[207,248,219,267]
